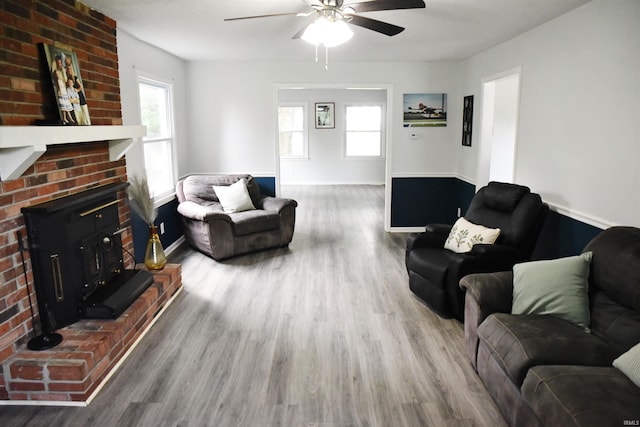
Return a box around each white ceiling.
[81,0,591,62]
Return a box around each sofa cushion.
[512,252,592,331]
[522,365,640,427]
[584,227,640,352]
[477,313,613,386]
[444,217,501,253]
[584,226,640,313]
[590,291,640,355]
[180,174,262,206]
[228,209,280,236]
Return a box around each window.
[278,104,307,158]
[138,77,176,199]
[345,104,383,157]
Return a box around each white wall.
[456,0,640,228]
[278,88,386,185]
[115,0,640,230]
[117,30,189,182]
[185,61,460,180]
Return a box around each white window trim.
[344,102,385,159]
[136,73,178,203]
[278,102,309,160]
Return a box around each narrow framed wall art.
[462,95,473,146]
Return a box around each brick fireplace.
[0,1,182,403]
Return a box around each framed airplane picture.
[403,93,447,127]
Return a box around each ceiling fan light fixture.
[301,17,353,47]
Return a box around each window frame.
[344,102,385,158]
[278,102,309,160]
[137,74,177,204]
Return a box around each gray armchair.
[176,174,297,260]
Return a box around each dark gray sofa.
[460,226,640,427]
[176,174,297,260]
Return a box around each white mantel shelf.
[0,125,146,181]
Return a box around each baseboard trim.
[164,236,185,256]
[0,285,184,407]
[389,226,426,233]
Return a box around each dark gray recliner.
[176,174,297,260]
[405,181,548,321]
[460,226,640,426]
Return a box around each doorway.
[476,67,522,187]
[274,83,394,230]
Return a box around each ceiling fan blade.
[347,0,425,13]
[292,23,311,39]
[347,15,404,36]
[224,12,305,22]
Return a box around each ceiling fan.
[224,0,426,40]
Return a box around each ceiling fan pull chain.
[325,46,329,71]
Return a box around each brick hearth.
[2,264,182,404]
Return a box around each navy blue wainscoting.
[254,176,276,197]
[391,177,475,228]
[391,176,605,261]
[131,197,182,264]
[532,210,603,260]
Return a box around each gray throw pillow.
[613,343,640,388]
[512,252,592,332]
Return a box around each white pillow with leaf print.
[444,217,501,254]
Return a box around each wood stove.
[21,182,154,330]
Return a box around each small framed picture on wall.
[462,95,474,146]
[315,102,335,129]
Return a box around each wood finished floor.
[0,185,506,427]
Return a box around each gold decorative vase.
[144,225,167,270]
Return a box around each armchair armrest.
[425,223,453,235]
[406,223,452,251]
[459,271,514,368]
[257,196,297,213]
[449,244,527,281]
[177,201,231,223]
[459,271,514,313]
[469,243,526,262]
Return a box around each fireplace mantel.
[0,125,146,180]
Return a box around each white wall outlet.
[160,222,165,235]
[457,207,461,217]
[409,131,420,140]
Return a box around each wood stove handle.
[79,200,119,217]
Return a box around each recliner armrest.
[459,271,514,314]
[469,243,526,261]
[426,223,453,235]
[406,224,452,251]
[177,201,231,222]
[459,271,514,369]
[257,196,298,214]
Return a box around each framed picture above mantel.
[315,102,335,129]
[41,42,91,126]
